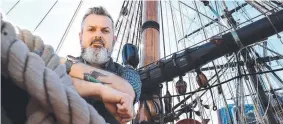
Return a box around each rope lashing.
[1,19,107,124]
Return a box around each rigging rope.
[130,1,141,45]
[178,2,186,48]
[164,1,172,54]
[114,1,128,37]
[169,1,179,51]
[1,19,106,124]
[115,1,127,29]
[125,1,138,45]
[34,0,58,31]
[160,1,166,58]
[134,5,142,47]
[55,0,82,54]
[6,0,20,15]
[115,1,135,62]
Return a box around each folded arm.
[69,62,136,99]
[60,58,139,101]
[71,77,134,123]
[71,77,102,98]
[60,57,141,123]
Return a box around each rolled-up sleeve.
[119,66,141,104]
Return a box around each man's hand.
[104,103,134,124]
[71,77,135,122]
[117,101,135,123]
[100,86,134,123]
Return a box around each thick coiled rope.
[1,19,106,124]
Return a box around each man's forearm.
[70,63,135,98]
[71,77,103,98]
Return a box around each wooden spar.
[140,1,160,66]
[139,9,283,93]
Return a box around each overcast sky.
[1,0,123,58]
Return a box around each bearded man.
[60,6,141,124]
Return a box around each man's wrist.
[65,60,73,74]
[90,82,104,99]
[65,55,79,74]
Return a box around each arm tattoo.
[83,73,111,85]
[90,71,107,78]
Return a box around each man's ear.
[114,35,117,41]
[79,32,82,44]
[113,35,117,46]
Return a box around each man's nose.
[94,36,102,40]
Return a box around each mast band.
[142,20,159,32]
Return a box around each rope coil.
[1,19,106,124]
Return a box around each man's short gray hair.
[81,6,114,30]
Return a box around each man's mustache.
[90,39,105,47]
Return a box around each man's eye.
[88,29,95,31]
[102,30,109,33]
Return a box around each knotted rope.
[1,19,106,124]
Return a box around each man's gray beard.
[81,47,110,65]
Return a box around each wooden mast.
[140,1,160,66]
